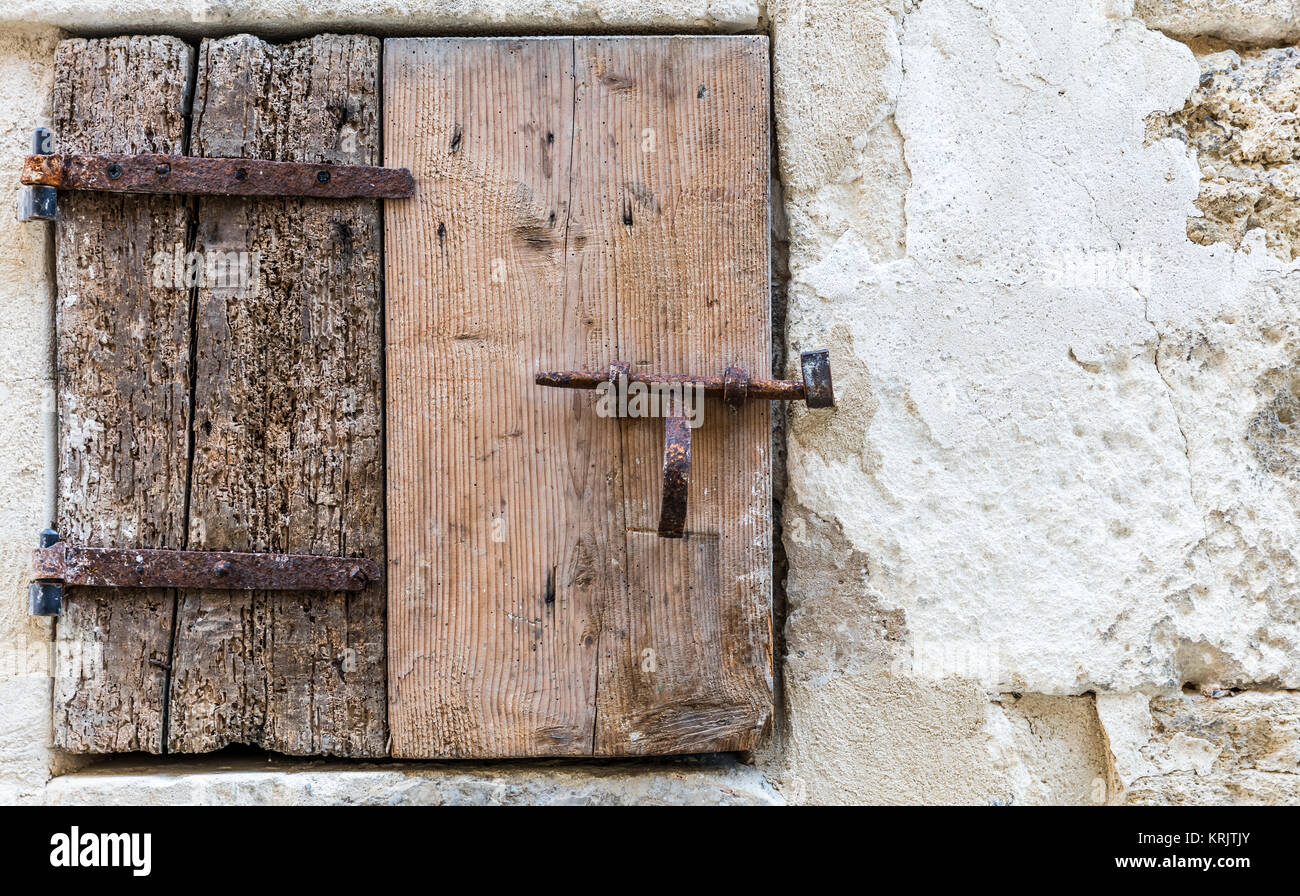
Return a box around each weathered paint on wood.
[52,36,195,753]
[384,36,772,757]
[166,35,388,756]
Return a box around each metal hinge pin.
[28,529,63,616]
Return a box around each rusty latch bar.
[28,529,380,617]
[18,129,414,221]
[536,349,835,539]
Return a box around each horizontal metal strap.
[21,152,415,199]
[32,541,379,592]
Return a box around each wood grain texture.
[385,38,607,757]
[574,37,773,754]
[384,36,772,757]
[52,36,195,753]
[165,34,387,755]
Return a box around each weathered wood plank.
[165,34,387,756]
[572,37,773,754]
[384,36,772,757]
[52,36,195,753]
[385,37,611,757]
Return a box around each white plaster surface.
[43,756,783,805]
[784,0,1299,699]
[773,0,1300,802]
[0,0,1298,805]
[0,26,59,805]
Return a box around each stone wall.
[0,0,1296,804]
[774,0,1300,805]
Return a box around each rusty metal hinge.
[27,529,380,617]
[536,349,835,539]
[17,128,414,222]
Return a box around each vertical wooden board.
[571,37,773,754]
[52,36,195,753]
[385,36,772,757]
[385,38,617,757]
[612,532,771,753]
[166,34,387,756]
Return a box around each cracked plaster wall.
[776,0,1300,804]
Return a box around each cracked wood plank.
[165,34,387,755]
[52,36,195,753]
[384,36,772,757]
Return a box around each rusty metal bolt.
[105,162,122,180]
[234,167,248,181]
[537,352,836,540]
[723,366,749,410]
[214,560,232,577]
[316,169,331,184]
[154,162,170,177]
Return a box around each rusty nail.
[155,162,170,177]
[214,560,231,577]
[348,564,366,584]
[149,657,171,671]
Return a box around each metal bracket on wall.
[16,128,415,221]
[536,349,835,539]
[27,529,380,617]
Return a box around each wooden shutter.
[384,36,773,757]
[51,35,387,756]
[49,33,772,759]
